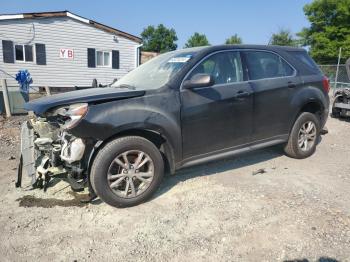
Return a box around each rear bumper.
[333,102,350,110]
[333,102,350,117]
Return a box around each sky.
[1,0,312,48]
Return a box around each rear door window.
[244,51,295,80]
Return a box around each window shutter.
[87,48,96,68]
[112,50,119,69]
[2,40,14,63]
[35,43,46,65]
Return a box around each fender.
[69,90,182,166]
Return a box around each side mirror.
[183,73,214,89]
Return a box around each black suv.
[21,45,330,207]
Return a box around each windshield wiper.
[114,84,136,90]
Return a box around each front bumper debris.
[16,118,87,192]
[17,121,36,187]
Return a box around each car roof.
[212,44,303,52]
[174,45,305,55]
[163,45,306,60]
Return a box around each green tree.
[269,29,298,46]
[184,32,210,48]
[141,24,178,53]
[298,0,350,64]
[225,34,243,45]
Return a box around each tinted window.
[288,51,321,74]
[245,51,295,80]
[189,51,244,85]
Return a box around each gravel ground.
[0,115,349,261]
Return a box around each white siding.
[0,17,140,87]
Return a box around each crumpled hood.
[24,88,145,115]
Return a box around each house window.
[15,44,34,62]
[96,51,111,67]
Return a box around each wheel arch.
[299,100,324,115]
[288,99,324,134]
[87,127,176,180]
[289,85,329,132]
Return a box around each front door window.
[188,51,244,85]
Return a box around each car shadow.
[65,137,327,207]
[284,257,339,262]
[88,146,283,207]
[153,145,285,199]
[317,134,323,145]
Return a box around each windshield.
[112,50,198,90]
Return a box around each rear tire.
[284,112,320,159]
[91,136,164,207]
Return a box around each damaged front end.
[17,103,92,193]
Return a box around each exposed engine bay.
[16,103,93,194]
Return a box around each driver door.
[180,51,254,160]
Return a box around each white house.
[0,11,142,88]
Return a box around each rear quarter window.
[288,51,321,74]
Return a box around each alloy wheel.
[107,150,154,198]
[298,121,317,151]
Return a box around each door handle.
[288,81,297,88]
[235,91,251,99]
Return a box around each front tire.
[91,136,164,207]
[284,112,320,159]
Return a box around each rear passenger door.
[242,50,299,141]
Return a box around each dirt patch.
[16,192,89,208]
[0,115,27,159]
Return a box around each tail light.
[322,76,330,93]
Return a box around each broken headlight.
[50,103,88,130]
